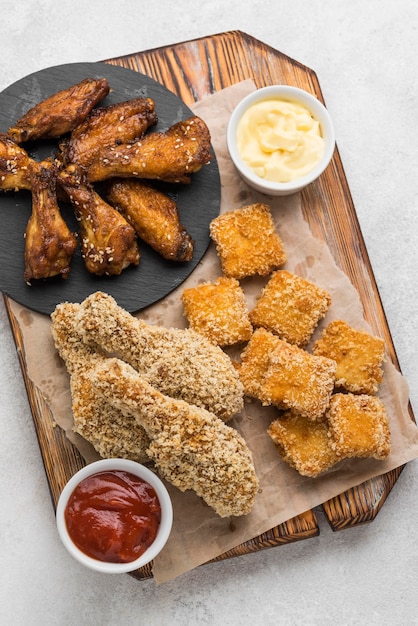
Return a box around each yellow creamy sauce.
[236,98,325,183]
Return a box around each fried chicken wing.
[24,161,78,283]
[75,291,244,421]
[106,178,194,261]
[0,132,33,191]
[8,77,110,143]
[89,357,259,517]
[51,302,150,463]
[59,166,140,276]
[85,116,212,183]
[63,97,158,169]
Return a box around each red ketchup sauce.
[64,470,161,563]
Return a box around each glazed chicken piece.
[8,77,110,143]
[24,160,78,283]
[50,302,150,463]
[89,357,259,518]
[85,116,212,184]
[63,97,158,169]
[0,132,33,191]
[106,178,194,262]
[59,165,140,276]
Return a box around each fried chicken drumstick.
[106,178,194,262]
[51,302,150,463]
[85,116,212,184]
[89,357,259,517]
[0,133,33,191]
[63,97,158,169]
[75,291,244,421]
[59,166,140,276]
[24,161,78,283]
[8,77,110,143]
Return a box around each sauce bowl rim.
[56,458,173,574]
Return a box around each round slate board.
[0,62,220,315]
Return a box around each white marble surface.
[1,2,418,624]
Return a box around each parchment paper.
[9,80,418,584]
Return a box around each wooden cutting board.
[4,30,413,580]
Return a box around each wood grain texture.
[3,30,413,581]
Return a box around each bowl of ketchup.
[56,458,173,573]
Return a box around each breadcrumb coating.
[76,291,244,421]
[313,320,385,394]
[326,393,391,460]
[209,203,286,279]
[268,411,339,477]
[181,276,253,346]
[239,328,336,420]
[50,302,150,462]
[89,357,259,517]
[249,270,331,347]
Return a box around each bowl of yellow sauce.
[227,85,335,196]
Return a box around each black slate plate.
[0,62,220,315]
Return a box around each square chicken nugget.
[181,276,253,347]
[249,270,331,347]
[313,320,385,394]
[268,411,340,477]
[239,329,336,420]
[262,339,336,420]
[238,327,282,399]
[209,203,286,279]
[326,393,391,460]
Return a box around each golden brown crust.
[181,276,253,346]
[50,302,150,462]
[89,357,259,517]
[209,203,287,279]
[268,412,339,477]
[238,328,336,420]
[313,320,385,394]
[249,270,331,347]
[76,291,244,421]
[326,393,391,460]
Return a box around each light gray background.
[1,2,417,624]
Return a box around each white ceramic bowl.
[227,85,335,196]
[56,458,173,573]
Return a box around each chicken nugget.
[249,270,331,347]
[239,328,336,420]
[268,411,340,477]
[326,393,391,460]
[182,276,253,346]
[209,203,286,279]
[313,320,385,394]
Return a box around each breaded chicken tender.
[326,393,391,460]
[89,357,259,517]
[249,270,331,347]
[76,291,244,421]
[313,320,385,395]
[268,412,339,477]
[181,276,253,346]
[50,302,150,463]
[209,203,286,279]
